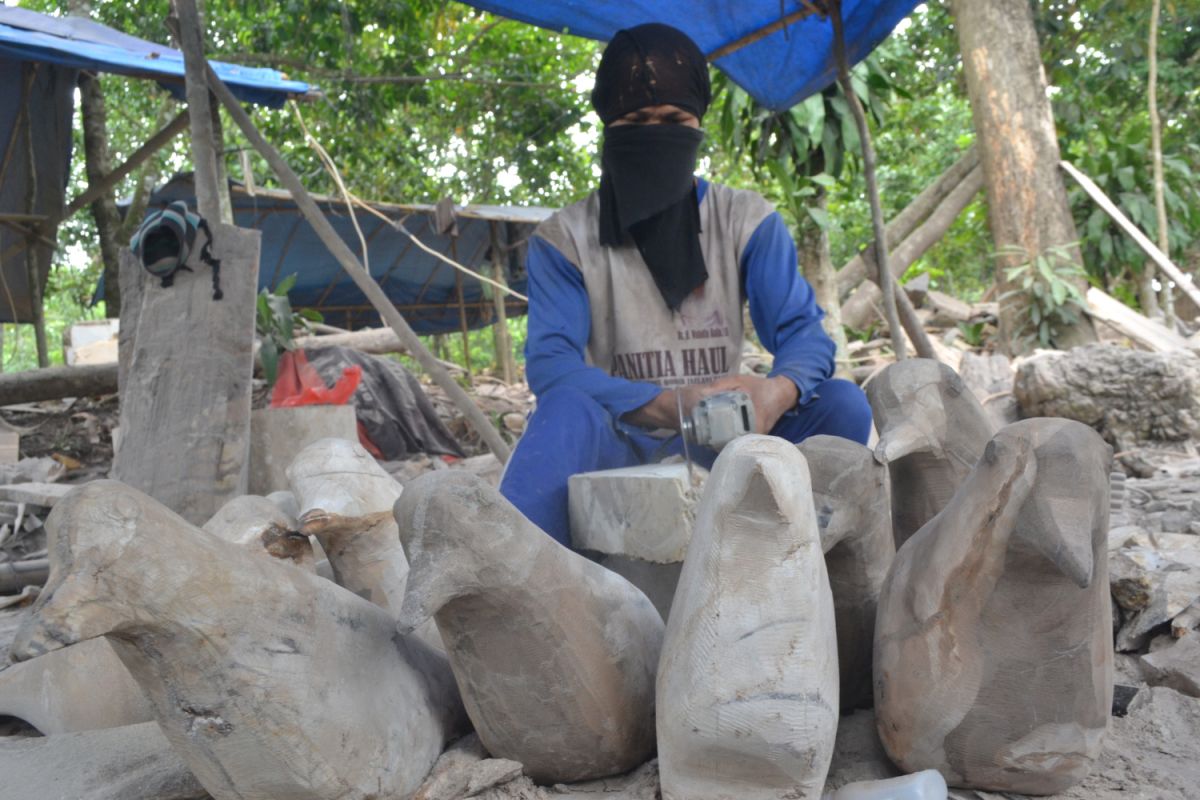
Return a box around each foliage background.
[4,0,1199,371]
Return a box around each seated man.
[499,22,871,546]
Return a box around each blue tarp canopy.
[0,6,309,107]
[138,174,548,334]
[462,0,919,111]
[0,6,311,324]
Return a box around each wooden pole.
[65,110,189,217]
[22,65,48,368]
[1061,160,1200,312]
[830,2,906,360]
[488,221,516,383]
[205,63,512,462]
[168,0,224,222]
[452,237,471,377]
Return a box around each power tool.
[678,390,756,451]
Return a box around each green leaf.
[261,337,279,389]
[806,206,831,230]
[275,273,298,296]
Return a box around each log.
[1062,160,1200,313]
[837,146,980,298]
[0,363,118,405]
[841,166,985,331]
[1085,287,1194,354]
[206,63,512,463]
[0,558,49,593]
[294,326,407,354]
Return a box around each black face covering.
[591,23,713,312]
[599,124,707,311]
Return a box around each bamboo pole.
[1148,0,1174,324]
[204,63,512,462]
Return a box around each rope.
[288,101,528,303]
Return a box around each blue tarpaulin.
[462,0,919,111]
[0,6,309,107]
[0,7,310,324]
[136,174,548,334]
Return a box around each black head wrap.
[592,24,712,312]
[591,23,712,125]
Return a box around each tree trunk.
[951,0,1097,353]
[796,192,848,373]
[77,72,124,318]
[841,166,984,330]
[1148,0,1173,325]
[836,145,979,298]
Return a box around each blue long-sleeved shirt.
[524,179,835,418]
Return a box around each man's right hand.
[621,384,714,431]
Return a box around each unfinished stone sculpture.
[11,480,467,800]
[395,471,664,784]
[866,359,993,548]
[0,495,314,737]
[798,434,894,711]
[0,637,152,734]
[202,494,315,572]
[288,437,407,612]
[658,435,839,800]
[874,418,1113,794]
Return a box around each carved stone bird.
[798,434,894,711]
[866,359,993,548]
[395,471,664,784]
[11,480,466,800]
[874,418,1113,795]
[657,435,839,800]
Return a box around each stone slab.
[248,404,359,495]
[0,722,208,800]
[0,481,74,508]
[1141,635,1200,698]
[568,463,704,564]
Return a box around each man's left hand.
[703,374,799,435]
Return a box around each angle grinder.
[677,390,756,451]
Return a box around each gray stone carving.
[657,435,839,800]
[202,494,315,572]
[798,434,895,711]
[10,480,466,800]
[866,359,993,548]
[288,437,408,612]
[395,471,664,784]
[0,637,152,734]
[874,419,1113,794]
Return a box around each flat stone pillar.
[568,463,705,619]
[248,405,358,495]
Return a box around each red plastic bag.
[269,350,383,457]
[270,350,360,408]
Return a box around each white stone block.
[568,463,704,564]
[248,405,358,495]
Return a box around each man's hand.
[703,374,799,435]
[622,383,712,431]
[622,375,798,435]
